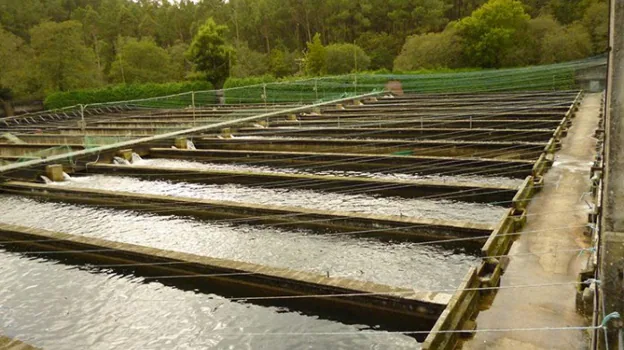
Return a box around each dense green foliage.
[325,44,371,75]
[109,37,178,84]
[305,34,327,76]
[395,0,606,70]
[394,26,463,70]
[0,27,30,114]
[31,21,101,93]
[186,18,233,89]
[44,81,213,109]
[0,0,608,112]
[457,0,531,68]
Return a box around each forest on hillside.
[0,0,609,105]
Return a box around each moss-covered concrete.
[0,335,39,350]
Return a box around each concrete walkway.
[463,93,602,349]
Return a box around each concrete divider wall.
[532,153,552,177]
[421,268,480,349]
[512,176,536,211]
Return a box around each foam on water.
[56,175,506,224]
[0,195,478,291]
[133,157,523,188]
[113,156,131,165]
[131,152,144,164]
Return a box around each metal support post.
[191,91,196,127]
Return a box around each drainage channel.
[0,91,582,349]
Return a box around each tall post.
[79,104,86,135]
[191,91,196,127]
[262,83,267,107]
[314,78,319,101]
[354,44,358,95]
[600,0,624,348]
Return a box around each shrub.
[231,44,270,78]
[540,23,592,64]
[393,28,463,71]
[44,81,214,109]
[325,43,371,75]
[305,33,326,76]
[355,32,402,70]
[109,37,174,84]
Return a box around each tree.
[512,15,561,66]
[324,0,373,43]
[71,5,105,71]
[582,0,609,54]
[0,0,46,38]
[393,26,463,71]
[186,18,233,89]
[457,0,530,68]
[388,0,449,37]
[0,0,606,100]
[109,37,173,83]
[444,0,488,20]
[540,23,592,63]
[30,21,101,92]
[168,41,191,81]
[520,0,551,17]
[547,0,588,25]
[305,33,326,76]
[269,47,298,78]
[231,43,270,78]
[325,43,371,75]
[356,31,402,70]
[0,27,33,116]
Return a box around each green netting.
[83,136,136,149]
[11,56,605,122]
[17,145,75,163]
[222,56,603,104]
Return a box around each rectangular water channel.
[128,157,524,188]
[53,175,507,224]
[0,195,480,290]
[0,249,418,349]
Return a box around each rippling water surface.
[0,250,418,350]
[135,158,523,187]
[0,153,505,349]
[56,175,505,224]
[0,195,478,290]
